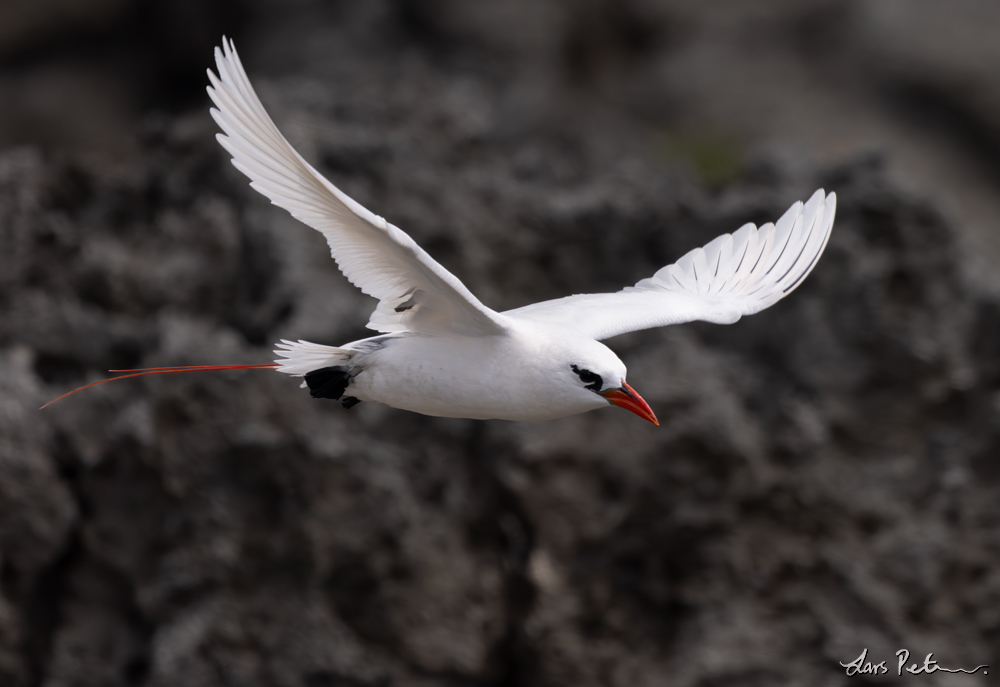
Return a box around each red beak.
[600,381,658,426]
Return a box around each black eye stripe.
[571,364,603,392]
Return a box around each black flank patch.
[342,396,361,409]
[305,366,352,400]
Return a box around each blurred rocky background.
[2,1,999,685]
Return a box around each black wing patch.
[393,288,422,313]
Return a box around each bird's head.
[552,338,658,425]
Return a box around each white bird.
[44,38,837,425]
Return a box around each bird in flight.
[43,38,837,425]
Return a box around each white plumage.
[203,38,836,425]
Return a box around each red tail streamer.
[40,364,279,409]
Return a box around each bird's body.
[292,322,624,422]
[43,38,838,424]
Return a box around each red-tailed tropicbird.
[44,38,837,425]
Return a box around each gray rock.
[2,2,1000,686]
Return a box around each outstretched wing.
[505,190,836,340]
[207,38,506,337]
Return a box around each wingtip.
[222,36,239,66]
[213,35,239,72]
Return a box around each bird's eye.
[571,364,603,392]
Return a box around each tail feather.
[273,339,354,376]
[40,363,278,409]
[41,339,357,409]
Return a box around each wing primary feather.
[779,193,836,295]
[208,69,287,154]
[732,225,761,283]
[745,224,775,287]
[773,218,816,285]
